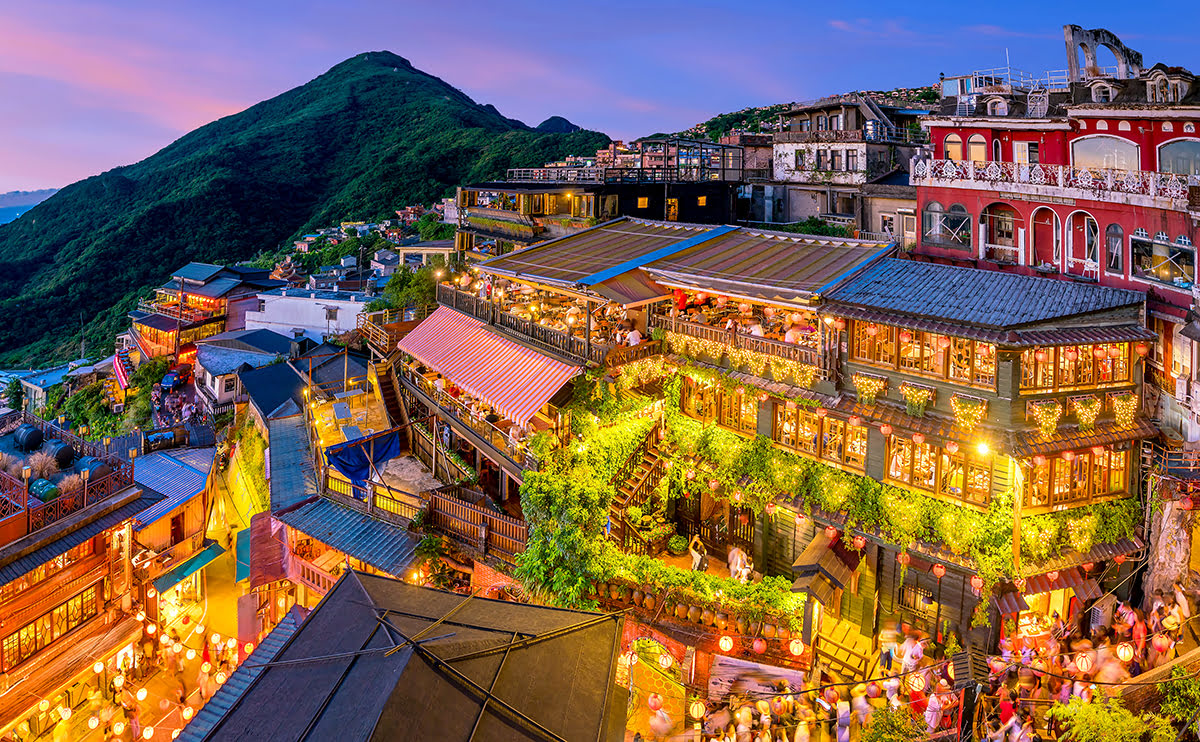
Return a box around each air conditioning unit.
[112,403,125,414]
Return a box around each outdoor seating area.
[665,290,823,350]
[309,389,385,449]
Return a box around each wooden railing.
[321,469,420,526]
[136,298,219,324]
[358,304,433,353]
[294,556,338,595]
[649,312,826,375]
[813,630,871,680]
[423,486,528,562]
[609,419,662,495]
[605,340,664,368]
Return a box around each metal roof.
[480,218,716,288]
[0,490,164,588]
[195,345,279,377]
[826,258,1146,329]
[172,263,224,283]
[274,497,419,577]
[129,310,181,333]
[178,606,305,742]
[182,276,242,299]
[646,228,892,305]
[238,363,306,422]
[267,417,320,511]
[132,448,214,528]
[198,329,296,356]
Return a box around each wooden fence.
[423,487,528,562]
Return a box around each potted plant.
[667,534,689,556]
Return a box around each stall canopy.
[1022,567,1101,600]
[397,306,580,425]
[323,428,405,489]
[153,542,226,594]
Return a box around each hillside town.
[3,23,1200,742]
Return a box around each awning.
[235,528,251,583]
[993,590,1030,616]
[791,531,859,588]
[1021,567,1101,600]
[791,572,838,606]
[593,270,671,308]
[130,310,180,333]
[397,306,580,425]
[153,542,226,594]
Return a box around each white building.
[243,288,370,343]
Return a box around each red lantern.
[738,512,750,526]
[853,535,867,550]
[752,637,767,654]
[879,424,893,437]
[815,407,828,417]
[848,415,861,426]
[1114,554,1127,564]
[795,513,808,527]
[1032,454,1046,466]
[865,682,881,698]
[765,502,777,516]
[1091,446,1105,456]
[686,469,696,481]
[898,330,913,344]
[1062,451,1076,461]
[912,433,925,445]
[898,552,911,566]
[1182,497,1194,511]
[1046,571,1059,582]
[759,392,769,402]
[937,336,951,349]
[1064,348,1079,361]
[786,400,797,410]
[907,673,927,692]
[970,575,984,591]
[1093,347,1107,360]
[1152,633,1172,653]
[824,526,839,541]
[1034,349,1048,362]
[834,318,846,330]
[733,490,743,503]
[1135,342,1149,357]
[946,441,959,454]
[718,635,734,652]
[866,324,880,337]
[1108,346,1122,359]
[648,693,664,711]
[1081,562,1094,572]
[932,563,946,579]
[708,479,719,491]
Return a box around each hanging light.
[1116,643,1134,662]
[146,624,156,635]
[1091,446,1105,456]
[1034,349,1048,362]
[866,324,880,337]
[136,688,148,702]
[689,699,707,719]
[932,564,946,579]
[898,330,913,344]
[215,671,227,684]
[1114,554,1127,564]
[789,639,805,656]
[1032,454,1046,466]
[853,535,867,549]
[1108,346,1122,359]
[879,424,893,436]
[907,673,927,692]
[897,552,911,566]
[173,643,184,654]
[38,700,49,713]
[658,653,672,669]
[114,722,126,736]
[1093,347,1107,360]
[211,633,222,645]
[937,336,951,349]
[1135,342,1149,357]
[970,575,984,592]
[1046,571,1060,582]
[113,675,125,689]
[227,638,237,650]
[1075,652,1094,673]
[824,526,839,541]
[752,637,767,654]
[201,662,212,673]
[93,661,105,674]
[815,407,828,417]
[1064,348,1078,361]
[136,612,145,622]
[795,513,808,527]
[1062,451,1076,461]
[848,415,861,426]
[1152,633,1173,653]
[186,649,196,661]
[833,318,846,330]
[976,441,990,456]
[946,441,959,454]
[144,727,155,740]
[648,693,664,711]
[244,642,255,654]
[146,588,157,599]
[865,682,881,698]
[182,706,195,721]
[88,716,100,730]
[912,433,925,445]
[1081,562,1095,572]
[718,635,734,652]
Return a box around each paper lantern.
[690,700,706,719]
[1081,562,1095,572]
[696,292,708,303]
[227,637,237,650]
[144,727,155,740]
[719,635,734,652]
[764,307,776,318]
[937,336,951,349]
[866,324,879,336]
[1034,349,1048,362]
[752,637,767,654]
[758,392,769,402]
[1153,633,1173,653]
[38,700,49,713]
[1114,554,1127,564]
[834,318,846,330]
[183,705,195,721]
[685,469,695,481]
[147,588,157,599]
[1032,454,1046,466]
[765,502,777,516]
[708,479,719,491]
[853,535,867,550]
[790,312,803,324]
[114,722,126,736]
[136,688,148,702]
[789,639,805,656]
[970,575,984,591]
[1091,446,1105,456]
[215,671,227,685]
[1093,347,1107,359]
[795,512,807,527]
[1046,571,1059,582]
[898,330,913,344]
[1075,652,1093,672]
[897,552,911,566]
[716,296,728,307]
[173,642,183,654]
[824,526,839,541]
[648,693,664,710]
[879,424,893,437]
[738,302,752,314]
[946,441,959,454]
[848,415,861,426]
[907,673,926,692]
[658,653,673,669]
[815,407,828,418]
[201,662,212,673]
[93,661,105,674]
[825,688,839,703]
[1135,342,1149,357]
[1108,346,1122,359]
[1064,348,1078,361]
[136,611,145,622]
[146,624,156,635]
[866,682,881,698]
[932,564,946,579]
[186,649,196,661]
[1062,451,1076,461]
[1182,497,1195,511]
[88,716,100,730]
[113,675,125,689]
[912,433,925,445]
[1116,643,1134,662]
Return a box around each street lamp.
[81,467,90,504]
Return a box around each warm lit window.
[772,403,866,471]
[968,134,987,162]
[680,377,715,420]
[637,197,649,209]
[717,388,758,435]
[944,134,963,161]
[1,584,99,672]
[855,322,995,390]
[697,196,707,207]
[1025,448,1128,508]
[852,322,897,367]
[1020,345,1131,392]
[886,435,991,504]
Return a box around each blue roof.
[235,528,251,583]
[275,498,419,577]
[132,448,214,528]
[195,345,278,377]
[267,417,319,511]
[171,263,224,283]
[177,606,305,742]
[239,363,306,421]
[0,490,164,588]
[199,329,296,356]
[21,362,88,390]
[153,542,226,593]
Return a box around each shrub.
[27,452,59,480]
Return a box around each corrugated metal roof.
[178,606,305,742]
[183,276,242,299]
[275,498,419,577]
[267,417,319,510]
[132,447,214,528]
[195,345,278,377]
[646,228,891,305]
[129,310,180,333]
[826,259,1145,329]
[0,490,164,588]
[480,218,714,287]
[593,270,671,307]
[172,263,225,283]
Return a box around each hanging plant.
[1111,391,1137,428]
[1029,400,1063,438]
[852,373,885,405]
[772,358,817,387]
[1072,395,1101,432]
[950,395,987,431]
[900,383,934,417]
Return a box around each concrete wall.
[773,142,869,186]
[244,294,366,342]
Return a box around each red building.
[911,24,1200,438]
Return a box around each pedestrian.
[202,638,212,666]
[129,704,142,740]
[197,664,212,701]
[689,535,706,571]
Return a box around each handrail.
[649,312,827,375]
[912,157,1197,203]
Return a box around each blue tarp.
[235,529,251,583]
[154,542,226,594]
[323,430,404,490]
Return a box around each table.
[332,402,351,421]
[341,425,363,441]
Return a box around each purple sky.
[1,1,1196,192]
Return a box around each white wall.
[244,293,366,342]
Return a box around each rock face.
[1142,498,1194,607]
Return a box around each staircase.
[607,419,674,555]
[814,616,874,683]
[371,356,409,431]
[115,348,136,390]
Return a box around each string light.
[951,395,986,431]
[852,373,885,405]
[1030,400,1063,438]
[900,383,933,417]
[1112,392,1137,427]
[1073,395,1101,431]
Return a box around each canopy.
[397,306,580,425]
[323,428,405,490]
[154,542,226,594]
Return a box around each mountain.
[0,189,57,226]
[0,51,609,364]
[535,116,581,133]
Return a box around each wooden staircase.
[607,419,674,555]
[814,616,874,682]
[371,356,409,431]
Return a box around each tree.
[1161,666,1200,729]
[416,213,454,242]
[4,378,23,410]
[1047,697,1173,742]
[860,704,924,742]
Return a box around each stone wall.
[1142,494,1195,607]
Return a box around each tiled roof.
[646,228,891,305]
[274,497,419,577]
[1012,418,1160,458]
[826,259,1145,329]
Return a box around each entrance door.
[170,514,184,546]
[1032,210,1058,267]
[666,198,679,222]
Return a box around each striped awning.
[397,306,580,425]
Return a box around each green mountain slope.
[0,51,608,364]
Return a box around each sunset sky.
[1,1,1195,191]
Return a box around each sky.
[0,0,1196,192]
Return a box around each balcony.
[775,123,926,145]
[505,166,740,184]
[911,157,1197,211]
[421,484,528,563]
[459,207,544,243]
[136,298,220,325]
[649,312,828,380]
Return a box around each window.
[798,120,811,132]
[830,150,842,171]
[680,376,715,420]
[886,435,992,505]
[0,542,94,604]
[2,584,99,671]
[815,149,827,170]
[717,388,757,435]
[637,197,649,209]
[794,150,806,170]
[846,149,858,171]
[967,134,987,162]
[993,139,1002,162]
[1025,449,1128,508]
[223,377,237,394]
[325,307,338,321]
[1105,224,1124,274]
[853,322,996,390]
[1132,230,1194,288]
[817,116,828,131]
[1093,85,1112,103]
[944,134,963,161]
[988,99,1008,116]
[1019,345,1131,392]
[923,201,972,249]
[880,214,895,235]
[697,196,707,207]
[1015,142,1040,165]
[1071,136,1138,171]
[256,298,266,313]
[829,114,842,130]
[1159,140,1200,176]
[772,402,866,471]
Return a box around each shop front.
[149,542,226,632]
[994,567,1102,649]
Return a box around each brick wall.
[1120,646,1200,711]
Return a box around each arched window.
[922,201,973,249]
[944,134,963,161]
[1159,140,1200,176]
[988,99,1008,116]
[992,139,1002,162]
[1071,135,1138,170]
[1092,85,1112,103]
[922,201,944,242]
[968,134,987,162]
[1105,224,1123,275]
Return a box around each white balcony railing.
[912,158,1196,207]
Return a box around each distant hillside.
[0,51,608,364]
[0,189,57,225]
